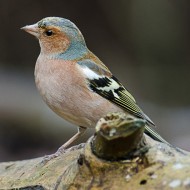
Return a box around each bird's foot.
[40,143,85,165]
[40,148,66,165]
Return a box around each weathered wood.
[0,113,190,190]
[91,113,146,160]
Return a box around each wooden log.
[0,113,189,190]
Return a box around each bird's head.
[21,17,87,57]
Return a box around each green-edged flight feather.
[78,59,169,144]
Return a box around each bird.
[21,17,169,158]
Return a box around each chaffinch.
[22,17,168,157]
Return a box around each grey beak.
[21,23,39,38]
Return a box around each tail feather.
[144,125,170,145]
[143,113,155,126]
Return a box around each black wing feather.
[89,76,154,125]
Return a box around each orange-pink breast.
[35,55,124,128]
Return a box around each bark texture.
[0,113,189,190]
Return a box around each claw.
[40,149,65,165]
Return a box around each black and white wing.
[77,59,169,144]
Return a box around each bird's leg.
[41,126,87,164]
[57,126,87,153]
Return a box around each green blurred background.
[0,0,190,161]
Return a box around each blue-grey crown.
[38,17,78,30]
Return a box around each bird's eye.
[45,30,53,36]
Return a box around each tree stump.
[0,113,189,190]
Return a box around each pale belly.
[35,58,124,128]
